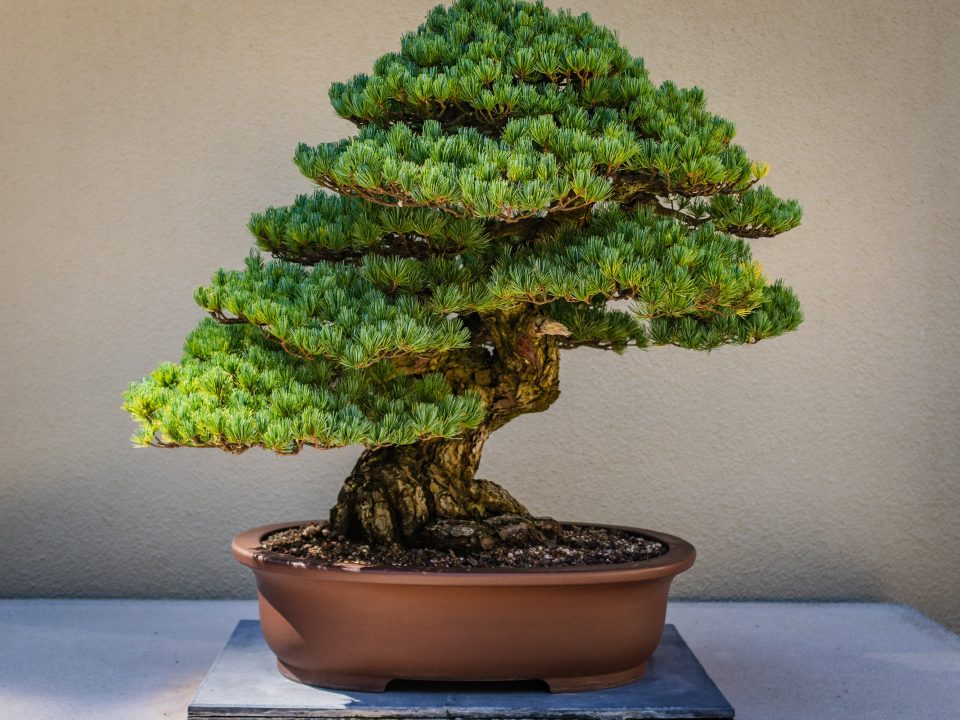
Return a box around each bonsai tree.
[124,0,802,552]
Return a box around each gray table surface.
[0,600,957,720]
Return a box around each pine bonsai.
[124,0,802,553]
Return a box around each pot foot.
[543,661,648,692]
[276,657,648,693]
[276,659,391,692]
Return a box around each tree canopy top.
[332,0,709,133]
[295,0,799,224]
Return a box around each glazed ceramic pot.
[233,521,695,692]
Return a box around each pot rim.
[232,520,695,586]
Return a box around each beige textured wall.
[2,0,959,629]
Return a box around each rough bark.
[329,307,563,549]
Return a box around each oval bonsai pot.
[233,521,695,693]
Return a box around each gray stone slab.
[187,621,734,719]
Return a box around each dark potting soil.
[259,523,667,569]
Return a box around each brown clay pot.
[232,521,695,693]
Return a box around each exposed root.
[422,514,562,552]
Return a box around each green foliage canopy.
[125,0,803,454]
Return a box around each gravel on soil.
[259,522,667,569]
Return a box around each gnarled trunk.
[329,430,557,550]
[329,308,562,549]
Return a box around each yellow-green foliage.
[123,321,484,453]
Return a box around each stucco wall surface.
[1,1,958,629]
